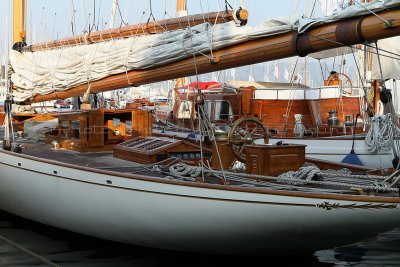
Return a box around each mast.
[110,0,118,29]
[4,0,26,151]
[175,0,188,89]
[176,0,187,17]
[32,7,400,103]
[12,0,26,45]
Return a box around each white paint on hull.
[0,151,399,255]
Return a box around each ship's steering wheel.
[327,72,353,95]
[227,117,269,163]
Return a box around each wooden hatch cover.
[113,136,211,164]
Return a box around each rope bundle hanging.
[365,113,400,152]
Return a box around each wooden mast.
[32,8,400,103]
[175,0,188,89]
[176,0,187,17]
[12,0,26,44]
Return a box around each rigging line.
[116,1,127,26]
[39,3,45,43]
[92,0,96,31]
[318,59,324,80]
[163,0,167,19]
[310,0,317,17]
[197,104,206,181]
[285,57,300,121]
[307,34,400,61]
[332,56,336,72]
[147,0,156,23]
[362,42,400,60]
[52,12,57,40]
[81,0,88,33]
[374,41,385,85]
[200,0,206,24]
[350,46,371,117]
[354,0,391,27]
[199,105,227,182]
[96,0,102,30]
[70,0,76,36]
[225,0,233,11]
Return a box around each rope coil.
[165,163,398,193]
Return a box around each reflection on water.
[315,228,400,267]
[0,210,399,266]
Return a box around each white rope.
[277,165,320,185]
[365,113,400,152]
[166,163,398,192]
[169,163,202,177]
[0,233,59,267]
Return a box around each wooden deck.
[2,127,398,199]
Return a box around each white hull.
[270,137,394,169]
[0,150,399,255]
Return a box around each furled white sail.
[9,0,399,102]
[9,19,296,102]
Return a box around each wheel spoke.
[232,139,244,145]
[228,117,269,163]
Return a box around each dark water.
[0,211,399,267]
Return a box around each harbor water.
[0,210,399,266]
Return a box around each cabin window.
[214,100,233,120]
[71,120,80,140]
[177,101,192,119]
[204,100,212,119]
[60,120,70,138]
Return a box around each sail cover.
[9,0,400,102]
[9,19,296,102]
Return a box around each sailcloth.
[9,0,400,102]
[371,36,400,81]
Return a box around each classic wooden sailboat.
[1,0,400,255]
[151,1,400,169]
[155,74,395,168]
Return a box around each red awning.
[187,81,221,90]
